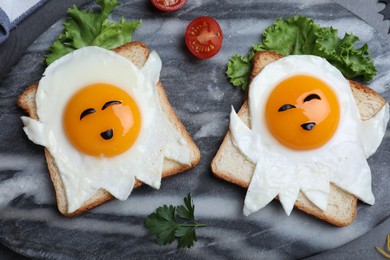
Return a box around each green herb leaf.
[176,193,195,220]
[226,15,377,91]
[46,0,141,65]
[144,194,206,248]
[176,226,197,248]
[144,205,177,245]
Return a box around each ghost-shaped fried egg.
[229,55,389,216]
[21,46,192,213]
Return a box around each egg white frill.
[21,46,192,213]
[229,55,389,216]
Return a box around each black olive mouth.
[301,122,316,131]
[100,129,114,140]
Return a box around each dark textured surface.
[379,0,390,32]
[0,0,390,259]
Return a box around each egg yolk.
[265,75,340,150]
[63,83,141,157]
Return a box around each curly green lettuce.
[226,54,251,90]
[46,0,141,65]
[227,15,377,91]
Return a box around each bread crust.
[211,100,250,189]
[18,41,200,217]
[212,51,386,226]
[250,51,284,80]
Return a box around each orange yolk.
[265,75,340,150]
[63,83,141,157]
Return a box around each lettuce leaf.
[253,16,319,55]
[313,28,376,81]
[46,0,141,65]
[227,15,377,91]
[226,55,252,91]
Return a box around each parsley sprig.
[144,194,206,248]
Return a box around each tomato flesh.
[185,16,223,59]
[151,0,187,12]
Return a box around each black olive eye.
[304,94,321,102]
[80,108,96,120]
[102,100,122,110]
[301,122,316,131]
[100,129,114,140]
[278,104,296,112]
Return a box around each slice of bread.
[211,51,386,226]
[18,42,200,217]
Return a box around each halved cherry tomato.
[150,0,187,12]
[185,16,223,59]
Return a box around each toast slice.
[18,42,200,217]
[211,51,386,226]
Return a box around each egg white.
[230,55,389,216]
[22,47,192,213]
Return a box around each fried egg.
[230,55,389,216]
[21,46,192,213]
